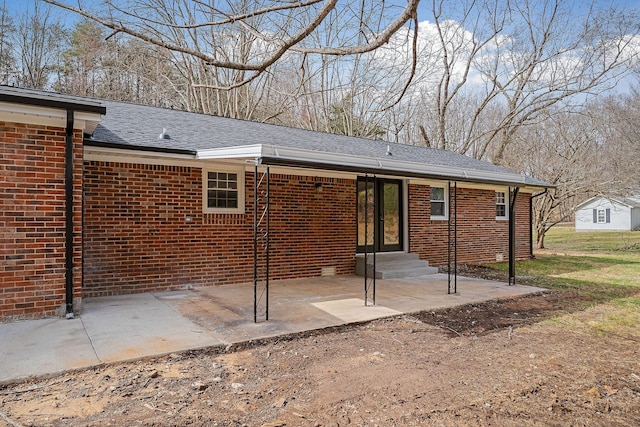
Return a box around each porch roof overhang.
[196,144,550,190]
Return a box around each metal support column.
[65,109,75,319]
[453,182,458,293]
[508,187,520,286]
[364,174,376,306]
[447,181,458,294]
[253,164,270,322]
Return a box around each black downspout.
[453,181,457,294]
[529,189,548,259]
[447,181,451,294]
[65,109,75,319]
[508,187,520,286]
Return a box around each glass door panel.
[357,178,403,252]
[357,179,375,248]
[382,182,400,247]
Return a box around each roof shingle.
[92,99,549,187]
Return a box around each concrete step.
[355,252,439,279]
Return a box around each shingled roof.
[1,86,550,188]
[89,99,549,188]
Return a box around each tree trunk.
[536,228,546,249]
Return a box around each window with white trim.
[496,191,507,219]
[203,168,245,213]
[430,186,447,219]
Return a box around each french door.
[357,177,403,253]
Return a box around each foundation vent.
[321,266,336,276]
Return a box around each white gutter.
[197,144,263,160]
[197,144,529,186]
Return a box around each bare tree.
[13,1,66,89]
[99,37,179,107]
[589,90,640,195]
[0,5,15,85]
[412,0,640,164]
[43,0,420,90]
[502,109,601,248]
[503,90,640,249]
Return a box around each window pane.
[206,171,240,210]
[431,201,445,216]
[496,192,507,217]
[430,187,444,201]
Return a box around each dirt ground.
[2,272,639,427]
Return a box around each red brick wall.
[408,184,531,265]
[82,164,534,297]
[1,121,83,319]
[1,135,536,317]
[82,162,356,297]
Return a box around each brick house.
[1,86,549,320]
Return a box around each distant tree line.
[1,0,639,246]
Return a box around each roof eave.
[198,144,549,188]
[0,91,106,115]
[85,139,197,156]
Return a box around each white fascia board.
[260,145,527,185]
[409,179,538,193]
[0,101,101,131]
[379,158,526,184]
[196,144,529,186]
[262,144,380,168]
[197,144,264,160]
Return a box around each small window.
[203,168,244,213]
[496,191,507,219]
[597,209,606,223]
[430,186,447,219]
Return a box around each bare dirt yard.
[2,270,639,427]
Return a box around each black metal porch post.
[508,187,520,285]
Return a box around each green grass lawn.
[492,227,640,302]
[541,226,640,252]
[489,227,640,335]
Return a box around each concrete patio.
[0,274,543,384]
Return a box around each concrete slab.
[81,293,224,363]
[0,317,98,383]
[311,299,401,322]
[0,274,544,384]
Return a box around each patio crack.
[80,316,103,364]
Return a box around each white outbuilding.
[575,196,640,232]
